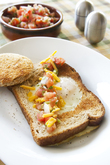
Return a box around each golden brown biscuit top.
[0,53,34,86]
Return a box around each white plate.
[0,37,110,165]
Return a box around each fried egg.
[56,77,82,113]
[31,76,82,113]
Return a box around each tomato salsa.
[20,51,65,133]
[2,4,60,29]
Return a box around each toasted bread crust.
[9,63,105,146]
[31,121,89,146]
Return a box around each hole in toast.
[36,129,39,133]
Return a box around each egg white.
[56,77,82,113]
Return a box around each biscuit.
[0,53,34,86]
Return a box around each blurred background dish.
[0,2,63,40]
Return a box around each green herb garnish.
[53,69,58,75]
[48,86,53,89]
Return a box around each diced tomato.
[44,7,50,15]
[46,72,53,80]
[20,22,28,28]
[28,22,36,29]
[46,123,56,133]
[37,112,51,123]
[35,86,46,97]
[5,4,59,29]
[19,9,32,22]
[35,16,44,28]
[27,9,33,18]
[44,117,50,124]
[50,97,57,108]
[47,88,56,93]
[38,9,45,16]
[54,57,65,67]
[10,18,20,26]
[17,8,24,17]
[8,6,17,14]
[44,92,56,101]
[49,12,55,17]
[46,78,54,88]
[37,112,56,133]
[45,72,55,89]
[19,15,27,22]
[42,62,53,70]
[34,5,45,16]
[50,17,59,23]
[37,111,45,121]
[25,9,32,19]
[36,102,43,110]
[40,71,55,91]
[2,16,11,23]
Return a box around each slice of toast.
[9,63,105,146]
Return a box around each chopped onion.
[40,76,48,85]
[44,102,50,113]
